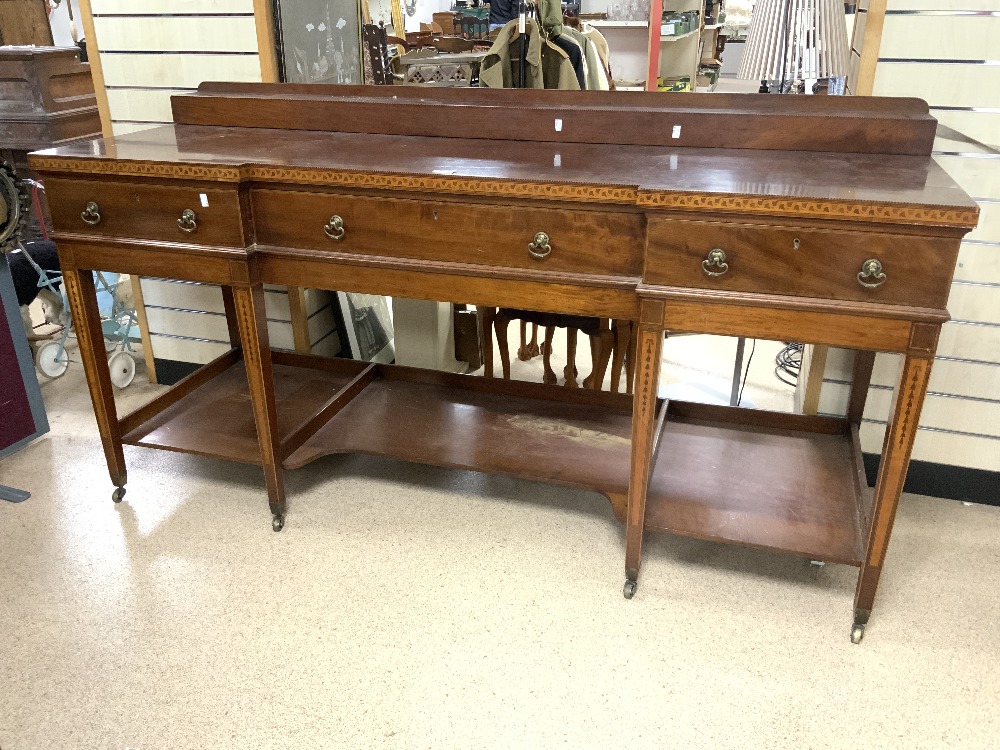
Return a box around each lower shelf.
[285,372,635,501]
[121,360,361,464]
[119,353,865,565]
[646,404,865,565]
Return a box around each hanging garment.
[563,27,609,91]
[480,19,580,90]
[549,34,586,89]
[489,0,518,27]
[580,23,614,89]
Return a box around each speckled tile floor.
[2,336,999,750]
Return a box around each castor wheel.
[623,580,637,599]
[112,487,126,504]
[850,623,865,644]
[272,514,284,532]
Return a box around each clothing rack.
[517,1,531,89]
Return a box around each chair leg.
[610,319,630,394]
[625,322,639,395]
[542,326,557,384]
[517,320,531,361]
[594,322,614,390]
[564,328,579,388]
[528,323,540,357]
[494,312,511,379]
[477,306,495,377]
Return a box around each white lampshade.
[738,0,850,82]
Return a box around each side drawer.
[644,219,958,308]
[45,177,246,247]
[252,189,644,278]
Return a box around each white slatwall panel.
[879,16,1000,60]
[105,88,191,122]
[822,349,1000,402]
[948,281,1000,323]
[820,4,1000,473]
[93,17,259,53]
[932,110,1000,149]
[109,122,161,136]
[874,63,1000,108]
[956,242,1000,284]
[92,0,254,11]
[139,280,341,361]
[89,4,265,368]
[89,4,260,131]
[886,0,1000,9]
[102,53,262,89]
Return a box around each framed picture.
[334,292,395,363]
[273,0,363,84]
[364,0,404,35]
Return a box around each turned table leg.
[852,330,936,643]
[232,283,287,531]
[623,300,665,598]
[63,268,127,503]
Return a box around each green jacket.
[480,19,581,90]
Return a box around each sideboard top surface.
[29,85,979,229]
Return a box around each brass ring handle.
[81,201,101,226]
[324,215,345,240]
[857,258,887,289]
[528,231,551,259]
[177,208,197,233]
[702,248,729,277]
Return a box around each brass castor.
[623,580,637,600]
[112,487,126,504]
[850,623,865,644]
[272,514,284,532]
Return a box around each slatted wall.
[825,0,1000,479]
[81,1,338,381]
[88,0,263,136]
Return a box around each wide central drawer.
[644,218,959,308]
[252,189,645,278]
[45,177,246,247]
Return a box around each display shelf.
[121,350,636,506]
[588,20,649,27]
[646,402,865,566]
[121,356,367,465]
[661,29,699,42]
[287,366,635,502]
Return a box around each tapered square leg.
[62,268,127,501]
[623,300,664,598]
[231,284,286,531]
[853,343,935,642]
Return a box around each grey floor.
[2,332,999,750]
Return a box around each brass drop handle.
[324,215,346,241]
[81,201,101,225]
[857,258,887,289]
[177,208,197,233]
[528,231,551,259]
[702,247,729,277]
[792,237,801,250]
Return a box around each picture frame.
[363,0,404,36]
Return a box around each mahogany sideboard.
[30,85,979,643]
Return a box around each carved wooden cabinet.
[30,85,978,643]
[1,46,101,236]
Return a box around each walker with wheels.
[23,246,139,389]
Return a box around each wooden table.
[30,85,978,643]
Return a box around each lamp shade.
[738,0,850,82]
